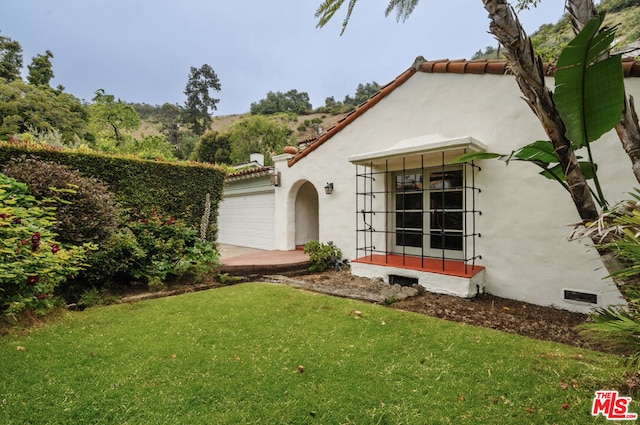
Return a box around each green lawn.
[0,283,635,424]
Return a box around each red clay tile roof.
[287,56,640,167]
[226,166,272,181]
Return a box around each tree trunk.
[565,0,640,183]
[482,0,600,222]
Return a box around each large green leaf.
[539,161,597,181]
[513,140,559,163]
[451,151,507,163]
[554,12,624,148]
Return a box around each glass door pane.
[394,173,423,252]
[428,170,463,256]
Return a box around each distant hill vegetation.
[472,0,640,62]
[129,81,383,161]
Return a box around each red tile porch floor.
[218,244,310,275]
[352,254,484,278]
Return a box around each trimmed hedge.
[0,144,225,240]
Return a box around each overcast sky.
[1,1,565,116]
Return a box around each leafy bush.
[70,228,146,291]
[2,157,120,244]
[193,131,232,164]
[0,173,94,316]
[124,135,177,161]
[303,241,343,272]
[72,211,220,293]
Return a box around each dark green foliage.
[0,79,88,143]
[250,89,312,115]
[194,130,232,164]
[2,157,120,244]
[176,130,199,160]
[471,45,500,60]
[0,173,94,316]
[0,143,225,235]
[0,35,23,82]
[182,64,221,136]
[72,212,220,292]
[303,240,343,272]
[74,228,145,289]
[315,82,381,114]
[27,50,54,86]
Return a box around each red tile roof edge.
[287,60,420,167]
[226,166,272,179]
[287,57,640,167]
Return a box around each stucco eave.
[348,134,487,165]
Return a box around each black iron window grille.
[355,151,481,274]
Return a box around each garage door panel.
[218,192,275,250]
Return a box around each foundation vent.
[389,275,418,287]
[564,290,597,304]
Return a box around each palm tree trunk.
[566,0,640,183]
[482,0,600,222]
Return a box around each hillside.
[473,0,640,61]
[131,111,348,147]
[210,112,347,142]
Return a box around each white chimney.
[250,152,264,166]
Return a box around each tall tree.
[228,115,294,165]
[27,50,54,86]
[0,35,23,82]
[89,89,140,145]
[159,102,182,145]
[352,81,381,105]
[182,64,221,136]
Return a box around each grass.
[0,283,636,424]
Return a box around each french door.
[393,166,464,259]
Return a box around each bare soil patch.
[267,270,601,351]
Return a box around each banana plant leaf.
[452,151,508,163]
[453,141,558,166]
[512,140,558,163]
[540,161,597,181]
[554,11,624,148]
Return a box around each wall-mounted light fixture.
[269,169,280,187]
[324,182,334,195]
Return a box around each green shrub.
[0,142,225,234]
[71,228,146,290]
[0,174,94,316]
[2,157,120,244]
[67,213,220,298]
[110,211,219,288]
[77,287,118,308]
[303,241,343,272]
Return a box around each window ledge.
[351,254,485,298]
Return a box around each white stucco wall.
[274,70,638,313]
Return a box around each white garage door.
[217,191,275,250]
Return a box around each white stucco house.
[265,57,640,314]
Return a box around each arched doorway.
[294,181,319,247]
